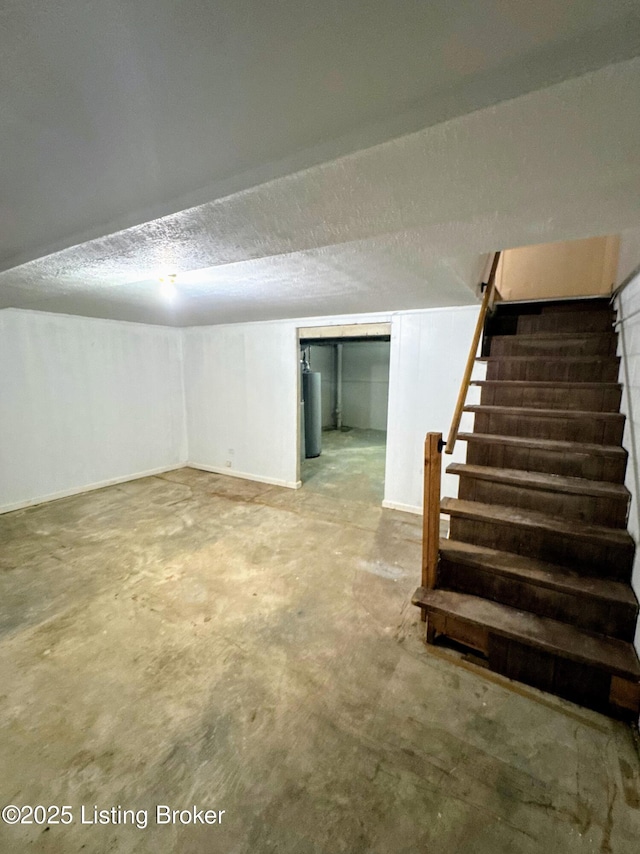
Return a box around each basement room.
[1,3,640,852]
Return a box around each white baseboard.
[382,501,449,526]
[187,462,301,490]
[0,463,187,515]
[382,499,422,515]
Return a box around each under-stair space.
[413,297,640,718]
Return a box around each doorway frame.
[295,321,392,491]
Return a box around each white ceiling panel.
[1,3,639,325]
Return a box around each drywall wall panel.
[184,322,299,487]
[342,341,390,431]
[1,303,476,517]
[183,310,394,485]
[618,227,640,286]
[182,305,481,510]
[0,309,186,512]
[384,306,482,514]
[615,226,640,658]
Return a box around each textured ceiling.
[1,2,640,325]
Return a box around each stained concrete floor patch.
[0,429,639,852]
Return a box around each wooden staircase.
[413,297,640,718]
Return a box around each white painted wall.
[383,307,481,514]
[615,227,640,657]
[1,304,474,514]
[1,301,478,517]
[342,342,390,431]
[0,309,186,513]
[306,341,391,431]
[181,306,479,512]
[183,322,299,488]
[617,227,640,287]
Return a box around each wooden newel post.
[421,432,443,621]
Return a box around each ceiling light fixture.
[159,273,178,302]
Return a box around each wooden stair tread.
[488,332,612,341]
[441,497,634,547]
[477,355,619,364]
[439,539,637,607]
[415,295,639,714]
[470,380,622,390]
[457,432,627,457]
[487,332,615,351]
[463,405,624,422]
[411,588,640,680]
[446,463,629,500]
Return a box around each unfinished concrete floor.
[1,446,639,852]
[301,427,387,504]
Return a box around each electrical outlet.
[225,460,232,468]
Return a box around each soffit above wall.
[1,50,640,325]
[3,0,640,271]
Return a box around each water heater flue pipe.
[335,343,343,430]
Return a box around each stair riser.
[485,359,620,382]
[448,517,633,581]
[422,608,638,718]
[473,412,624,445]
[488,335,616,358]
[466,442,627,483]
[517,313,614,334]
[458,477,628,528]
[489,635,626,718]
[479,385,622,412]
[439,560,638,641]
[540,301,611,313]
